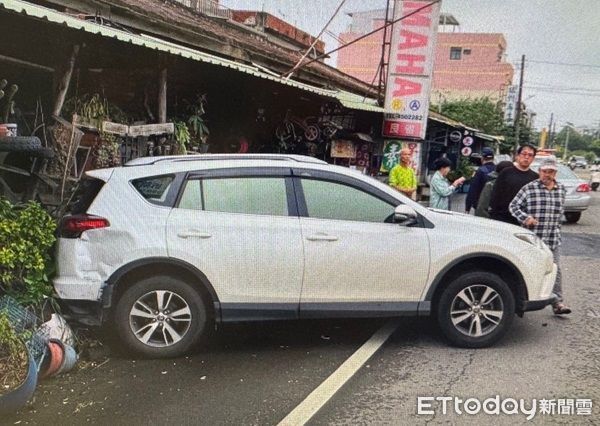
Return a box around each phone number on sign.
[384,114,423,120]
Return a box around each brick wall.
[338,30,514,101]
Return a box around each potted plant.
[66,93,122,168]
[173,121,191,155]
[0,312,37,415]
[447,157,475,192]
[187,94,210,153]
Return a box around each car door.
[165,167,304,321]
[293,169,430,317]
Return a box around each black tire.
[0,136,42,153]
[564,212,581,224]
[437,272,515,348]
[30,147,55,159]
[114,275,208,358]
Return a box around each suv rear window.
[69,178,105,214]
[131,175,174,205]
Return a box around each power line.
[525,83,600,92]
[282,0,441,78]
[528,59,600,69]
[513,59,600,70]
[524,87,600,98]
[284,0,347,78]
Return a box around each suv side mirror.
[394,204,417,225]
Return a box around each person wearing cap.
[389,148,418,199]
[429,157,466,210]
[489,144,539,224]
[509,158,571,315]
[465,147,496,213]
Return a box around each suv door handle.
[177,231,212,239]
[306,233,338,242]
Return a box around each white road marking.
[278,320,399,426]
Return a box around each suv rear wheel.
[114,275,208,358]
[437,272,515,348]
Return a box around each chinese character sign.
[383,0,442,140]
[504,85,518,125]
[380,140,422,176]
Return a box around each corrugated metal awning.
[336,91,383,113]
[0,0,381,112]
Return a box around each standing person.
[429,158,465,210]
[389,148,418,198]
[465,147,496,213]
[590,168,600,191]
[509,158,571,315]
[489,144,538,224]
[475,160,514,218]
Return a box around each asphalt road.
[7,184,600,426]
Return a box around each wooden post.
[158,57,167,123]
[52,44,80,118]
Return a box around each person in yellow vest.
[389,148,417,199]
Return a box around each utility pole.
[563,124,571,161]
[547,112,554,147]
[377,0,394,105]
[514,54,525,152]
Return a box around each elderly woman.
[429,158,466,210]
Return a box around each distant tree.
[437,97,505,135]
[435,97,532,154]
[590,139,600,157]
[553,126,596,154]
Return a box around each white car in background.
[54,154,557,358]
[532,156,591,223]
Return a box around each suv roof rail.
[124,154,328,166]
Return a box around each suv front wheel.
[114,275,208,358]
[437,272,515,348]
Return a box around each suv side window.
[180,177,289,216]
[300,178,395,222]
[131,175,174,205]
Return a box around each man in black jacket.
[489,144,539,225]
[465,147,496,213]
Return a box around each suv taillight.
[576,183,591,192]
[59,214,110,238]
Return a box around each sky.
[221,0,600,132]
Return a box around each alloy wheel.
[450,284,504,337]
[129,290,192,348]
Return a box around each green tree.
[434,97,533,154]
[437,97,505,135]
[553,126,597,158]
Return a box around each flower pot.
[56,342,78,375]
[39,339,64,379]
[0,354,37,415]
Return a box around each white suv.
[54,154,557,358]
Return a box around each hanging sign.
[380,140,422,176]
[504,85,518,125]
[383,0,442,140]
[449,130,462,143]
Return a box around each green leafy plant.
[173,121,190,155]
[447,157,475,182]
[0,312,29,392]
[0,198,56,307]
[187,94,209,144]
[94,132,121,169]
